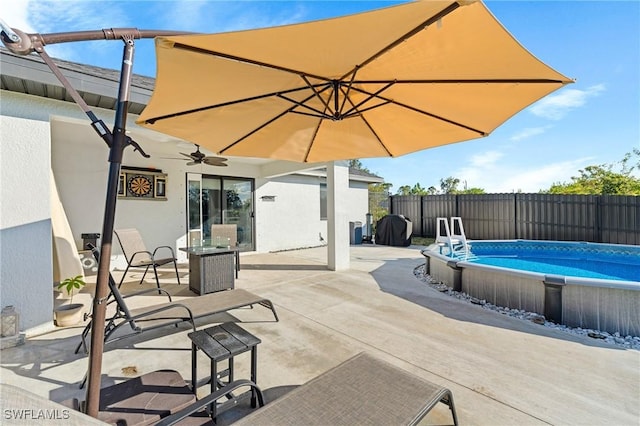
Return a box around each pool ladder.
[436,217,474,260]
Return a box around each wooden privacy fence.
[389,194,640,245]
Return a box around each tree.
[397,185,412,196]
[369,182,392,224]
[348,159,370,173]
[544,149,640,195]
[439,176,460,194]
[459,187,486,194]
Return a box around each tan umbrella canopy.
[138,0,572,162]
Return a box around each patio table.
[189,322,261,420]
[179,246,237,294]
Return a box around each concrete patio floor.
[1,245,638,425]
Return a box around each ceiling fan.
[172,144,228,167]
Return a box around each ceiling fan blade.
[203,157,228,166]
[186,161,200,166]
[159,156,188,161]
[179,152,195,160]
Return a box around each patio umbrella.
[137,0,572,162]
[0,0,572,419]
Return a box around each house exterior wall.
[1,89,375,334]
[0,113,53,335]
[254,175,326,252]
[254,175,371,253]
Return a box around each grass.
[411,236,435,247]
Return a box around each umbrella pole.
[0,24,194,419]
[84,38,135,417]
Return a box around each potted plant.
[54,275,87,326]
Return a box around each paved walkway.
[1,245,638,425]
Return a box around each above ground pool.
[423,240,640,336]
[464,240,640,283]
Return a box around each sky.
[4,1,639,193]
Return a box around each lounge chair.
[114,228,181,290]
[75,246,278,355]
[71,369,263,426]
[158,352,459,426]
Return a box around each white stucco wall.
[254,175,326,252]
[0,114,53,335]
[254,172,370,253]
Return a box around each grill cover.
[375,215,412,247]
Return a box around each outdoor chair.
[157,352,459,426]
[114,228,181,290]
[71,369,263,426]
[75,246,279,358]
[211,223,240,278]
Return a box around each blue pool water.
[464,240,640,282]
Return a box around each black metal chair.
[114,228,181,290]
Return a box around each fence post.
[596,195,602,243]
[514,193,519,239]
[420,195,425,237]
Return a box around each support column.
[327,162,350,271]
[543,275,565,324]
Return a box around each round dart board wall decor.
[118,167,168,200]
[127,175,153,197]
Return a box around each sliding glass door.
[187,173,254,250]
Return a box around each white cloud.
[1,0,36,33]
[450,150,595,193]
[529,84,605,120]
[453,150,504,189]
[496,158,594,193]
[469,150,504,168]
[510,126,549,142]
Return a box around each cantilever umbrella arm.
[0,22,192,418]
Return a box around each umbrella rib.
[338,93,393,157]
[347,85,486,136]
[342,100,392,119]
[351,78,570,84]
[341,81,395,117]
[301,75,333,115]
[338,69,359,116]
[337,2,462,82]
[220,88,324,155]
[143,84,320,124]
[303,118,324,163]
[278,81,334,119]
[171,42,332,83]
[278,94,333,119]
[219,109,290,156]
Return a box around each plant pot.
[54,303,85,327]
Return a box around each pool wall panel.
[563,285,640,337]
[429,257,458,286]
[460,266,545,314]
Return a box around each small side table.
[188,322,261,419]
[179,247,237,294]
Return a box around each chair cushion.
[98,369,195,426]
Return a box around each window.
[320,183,327,220]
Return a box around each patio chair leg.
[75,321,92,354]
[443,392,459,426]
[152,265,162,293]
[140,265,151,284]
[118,264,132,289]
[173,259,181,285]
